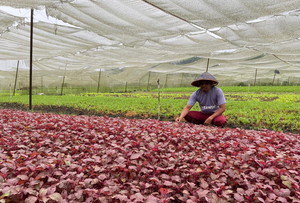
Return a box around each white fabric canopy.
[0,0,299,87]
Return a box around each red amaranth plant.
[0,109,299,202]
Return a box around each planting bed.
[0,109,299,202]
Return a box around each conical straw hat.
[191,72,219,87]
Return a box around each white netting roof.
[0,0,299,88]
[0,0,73,8]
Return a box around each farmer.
[175,72,226,126]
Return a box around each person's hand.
[204,117,213,125]
[175,117,182,122]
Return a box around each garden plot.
[0,109,299,202]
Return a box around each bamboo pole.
[13,60,19,96]
[29,9,34,110]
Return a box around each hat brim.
[191,79,219,87]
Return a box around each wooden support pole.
[164,74,168,88]
[41,75,43,92]
[206,58,210,72]
[254,68,257,86]
[61,66,67,96]
[180,73,184,87]
[272,72,276,86]
[146,71,151,91]
[60,76,66,95]
[29,9,34,110]
[157,79,161,120]
[97,69,102,93]
[13,60,19,96]
[138,80,141,90]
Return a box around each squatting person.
[175,72,227,127]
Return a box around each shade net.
[0,0,299,91]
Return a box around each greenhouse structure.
[0,0,300,92]
[0,0,300,202]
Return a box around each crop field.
[0,109,299,202]
[154,86,300,93]
[0,86,299,133]
[0,86,300,202]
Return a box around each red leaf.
[277,197,288,203]
[196,189,209,198]
[163,180,173,187]
[17,174,29,181]
[49,193,63,202]
[145,195,159,202]
[113,194,128,201]
[200,178,209,189]
[0,172,7,179]
[130,193,145,202]
[25,196,38,203]
[234,193,244,202]
[159,187,169,195]
[0,109,299,201]
[29,152,39,159]
[130,152,143,160]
